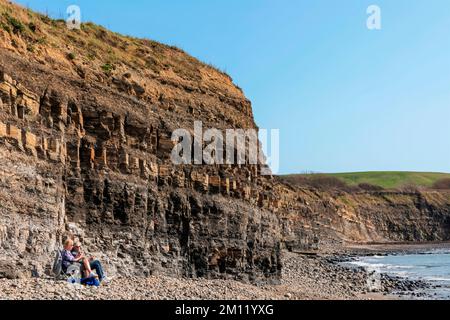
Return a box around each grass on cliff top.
[283,172,450,190]
[0,0,235,84]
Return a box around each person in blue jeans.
[88,260,105,282]
[71,240,106,282]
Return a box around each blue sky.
[15,0,450,174]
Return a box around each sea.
[346,249,450,299]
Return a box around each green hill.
[282,172,450,190]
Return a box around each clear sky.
[14,0,450,174]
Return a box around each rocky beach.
[0,250,432,300]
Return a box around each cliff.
[273,180,450,250]
[0,0,280,282]
[0,0,449,282]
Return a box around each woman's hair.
[64,238,74,248]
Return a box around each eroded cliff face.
[274,181,450,251]
[0,0,282,281]
[0,54,283,281]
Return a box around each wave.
[423,277,450,282]
[350,260,415,270]
[348,261,388,269]
[385,265,414,270]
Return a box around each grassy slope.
[283,172,450,189]
[0,0,241,97]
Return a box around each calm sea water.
[348,250,450,299]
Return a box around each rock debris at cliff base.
[0,252,428,300]
[0,252,384,300]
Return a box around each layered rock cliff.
[273,180,450,251]
[0,1,281,281]
[0,1,449,282]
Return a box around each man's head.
[63,239,74,250]
[73,240,81,252]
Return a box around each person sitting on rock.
[62,238,96,279]
[71,240,106,283]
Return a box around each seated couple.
[62,238,106,282]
